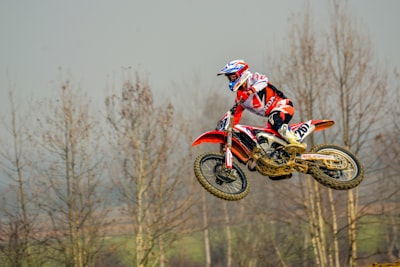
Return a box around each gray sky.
[1,0,399,112]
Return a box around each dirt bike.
[192,101,364,201]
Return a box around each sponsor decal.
[265,96,275,110]
[301,154,335,160]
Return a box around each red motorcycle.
[192,101,364,201]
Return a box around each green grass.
[100,232,207,266]
[2,215,395,267]
[167,234,206,264]
[357,215,394,254]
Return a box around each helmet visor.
[225,73,238,82]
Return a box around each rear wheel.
[193,152,249,201]
[309,144,364,190]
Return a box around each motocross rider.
[217,59,303,147]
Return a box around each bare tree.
[0,85,41,267]
[327,1,388,266]
[370,71,400,262]
[268,0,389,266]
[30,77,109,267]
[270,3,339,266]
[105,71,195,267]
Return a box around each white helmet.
[217,60,251,92]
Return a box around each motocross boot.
[278,124,306,148]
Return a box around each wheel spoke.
[320,150,358,181]
[201,158,244,194]
[310,144,364,190]
[194,152,249,200]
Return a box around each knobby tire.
[193,152,249,201]
[309,144,364,190]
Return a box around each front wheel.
[308,144,364,190]
[193,152,249,201]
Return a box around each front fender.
[192,130,226,147]
[192,130,251,163]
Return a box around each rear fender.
[290,120,334,132]
[312,120,335,132]
[192,131,251,163]
[291,120,335,142]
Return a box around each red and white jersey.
[246,72,269,92]
[233,72,286,125]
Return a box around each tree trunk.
[314,181,327,267]
[328,189,340,267]
[223,201,232,267]
[136,159,145,267]
[305,177,321,267]
[9,90,33,267]
[202,190,211,267]
[347,189,357,267]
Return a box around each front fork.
[221,102,242,172]
[224,125,234,170]
[224,146,233,169]
[215,135,236,183]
